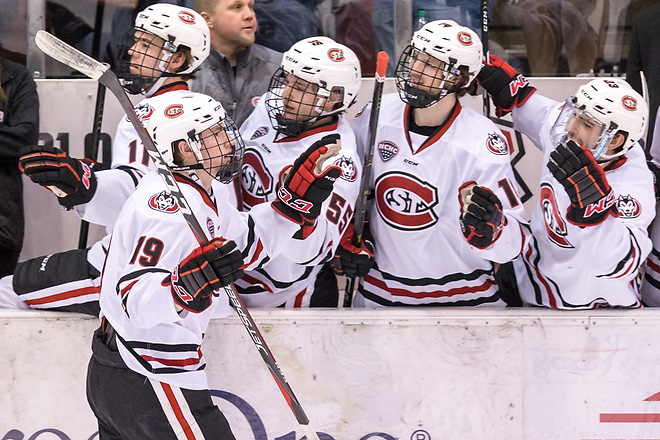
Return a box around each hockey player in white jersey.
[478,56,653,309]
[87,94,340,439]
[237,36,364,307]
[347,20,526,307]
[1,4,215,314]
[642,109,660,306]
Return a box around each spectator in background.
[626,3,660,149]
[0,45,39,277]
[253,0,321,53]
[192,0,281,128]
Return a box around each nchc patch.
[250,126,269,140]
[206,217,215,238]
[378,141,399,161]
[148,191,179,213]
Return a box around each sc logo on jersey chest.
[375,171,439,231]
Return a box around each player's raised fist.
[548,140,616,226]
[171,239,244,313]
[459,184,505,249]
[476,54,536,117]
[272,133,342,227]
[19,145,98,210]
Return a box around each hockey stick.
[342,51,389,308]
[35,30,320,440]
[78,82,106,249]
[481,0,491,118]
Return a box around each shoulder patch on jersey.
[378,141,399,161]
[335,156,358,182]
[539,183,573,248]
[250,126,269,140]
[148,191,180,214]
[206,217,216,238]
[130,103,154,123]
[616,195,641,218]
[486,132,509,155]
[0,111,4,122]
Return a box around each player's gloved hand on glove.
[476,54,536,117]
[171,239,244,313]
[18,145,98,210]
[272,133,342,227]
[331,223,376,279]
[459,184,506,249]
[648,160,660,201]
[548,140,617,226]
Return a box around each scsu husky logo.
[539,183,573,248]
[375,171,438,230]
[241,150,274,209]
[148,191,179,213]
[129,103,154,122]
[335,156,358,182]
[617,194,641,218]
[486,132,509,155]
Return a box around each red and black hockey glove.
[476,54,536,117]
[459,184,505,249]
[19,145,98,210]
[272,134,342,226]
[547,140,617,226]
[170,239,244,313]
[330,223,376,279]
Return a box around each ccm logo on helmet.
[328,48,345,62]
[457,32,473,46]
[622,95,637,111]
[375,171,438,231]
[178,11,196,24]
[164,104,184,118]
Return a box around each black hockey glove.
[459,184,505,249]
[331,223,376,279]
[476,54,536,117]
[272,134,342,227]
[648,160,660,201]
[548,140,617,226]
[171,239,244,313]
[19,145,98,210]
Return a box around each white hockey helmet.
[265,36,361,136]
[116,4,210,94]
[551,78,648,160]
[396,20,484,108]
[148,93,245,183]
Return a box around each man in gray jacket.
[193,0,281,127]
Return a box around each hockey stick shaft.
[343,51,389,308]
[78,82,106,249]
[481,0,491,118]
[35,30,319,440]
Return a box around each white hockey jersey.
[641,108,660,306]
[512,93,654,309]
[74,83,238,271]
[100,173,297,389]
[234,93,362,307]
[352,94,526,307]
